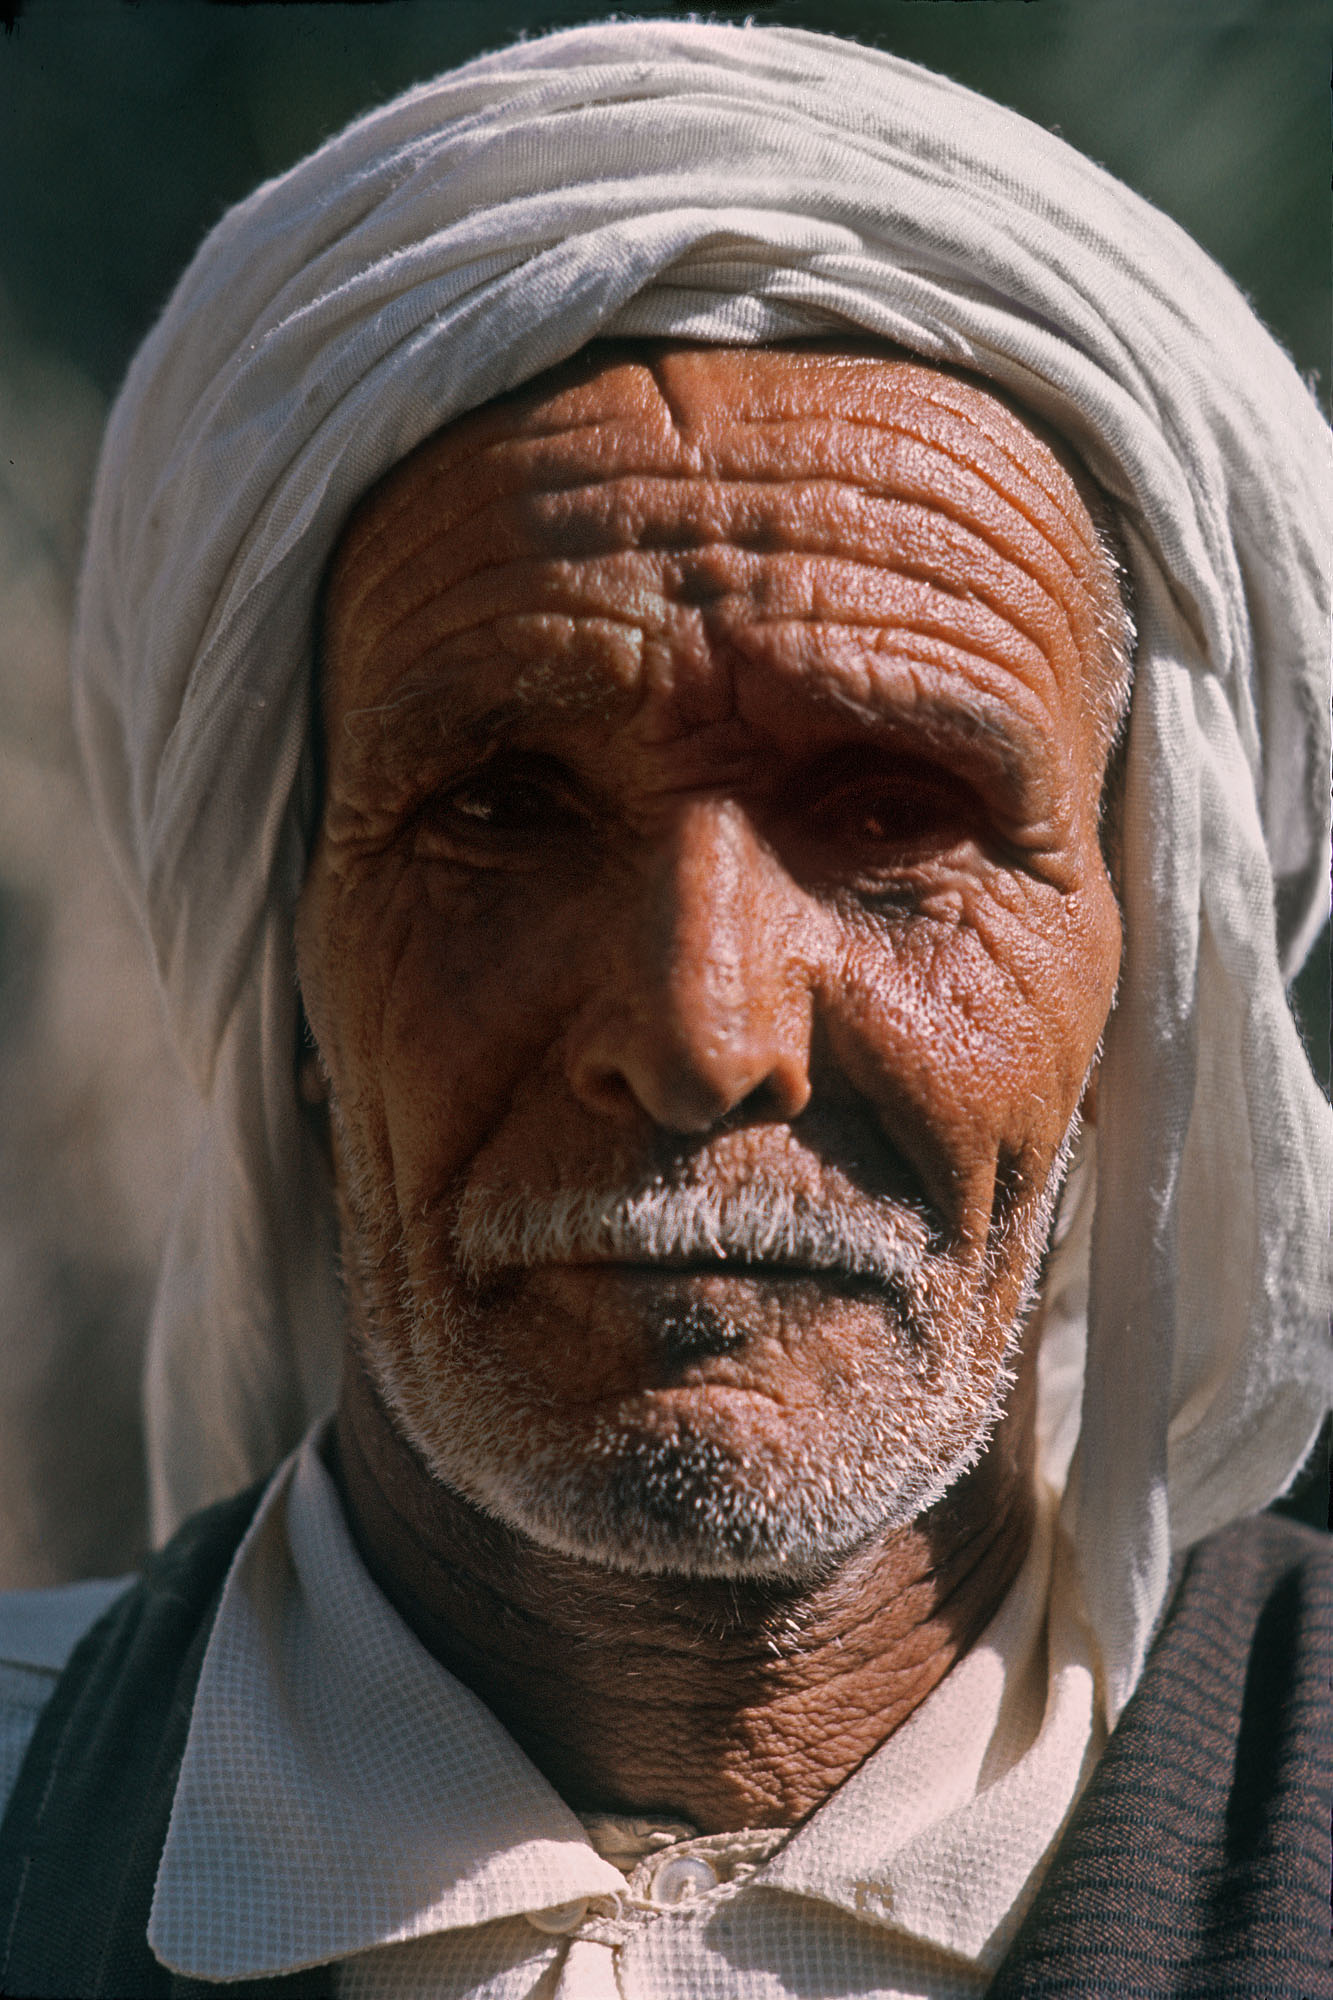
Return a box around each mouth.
[449,1155,940,1309]
[566,1255,899,1304]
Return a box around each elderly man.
[1,22,1329,2000]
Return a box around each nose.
[565,800,814,1133]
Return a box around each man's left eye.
[807,765,979,864]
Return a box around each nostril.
[743,1051,813,1125]
[574,1062,645,1122]
[652,1056,756,1135]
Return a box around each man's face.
[297,345,1123,1578]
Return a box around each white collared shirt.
[1,1431,1104,1997]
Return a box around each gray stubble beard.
[335,1103,1081,1581]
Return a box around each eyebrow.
[803,667,1056,814]
[334,622,1059,762]
[328,554,1090,848]
[339,688,535,748]
[332,683,626,794]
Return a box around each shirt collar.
[753,1495,1104,1968]
[149,1432,624,1981]
[150,1427,1100,1981]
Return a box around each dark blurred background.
[0,0,1327,1580]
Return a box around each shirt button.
[650,1854,719,1905]
[525,1898,589,1934]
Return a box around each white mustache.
[453,1179,934,1289]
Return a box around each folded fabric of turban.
[72,21,1332,1721]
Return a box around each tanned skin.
[296,343,1124,1833]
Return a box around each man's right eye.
[415,760,586,854]
[447,776,547,827]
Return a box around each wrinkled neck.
[330,1347,1037,1832]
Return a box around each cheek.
[950,872,1120,1107]
[824,868,1120,1231]
[368,865,604,1214]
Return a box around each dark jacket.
[0,1494,1328,2000]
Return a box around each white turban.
[73,21,1331,1720]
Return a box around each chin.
[446,1401,1010,1580]
[335,1107,1076,1580]
[355,1276,1022,1580]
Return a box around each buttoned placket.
[530,1824,791,1993]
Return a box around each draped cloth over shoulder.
[72,22,1332,1720]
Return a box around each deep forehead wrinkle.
[696,547,1079,682]
[650,382,1098,558]
[509,465,1097,649]
[342,345,1089,542]
[336,405,1105,656]
[323,348,1127,773]
[345,346,1105,579]
[650,345,1105,551]
[344,492,1092,711]
[330,417,697,640]
[342,571,1067,784]
[335,625,1050,757]
[352,565,1064,729]
[508,406,1087,553]
[705,604,1057,805]
[646,351,715,458]
[335,367,694,596]
[345,430,1102,641]
[720,615,1060,759]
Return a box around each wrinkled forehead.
[333,336,1109,546]
[322,339,1128,755]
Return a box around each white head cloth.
[73,22,1330,1718]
